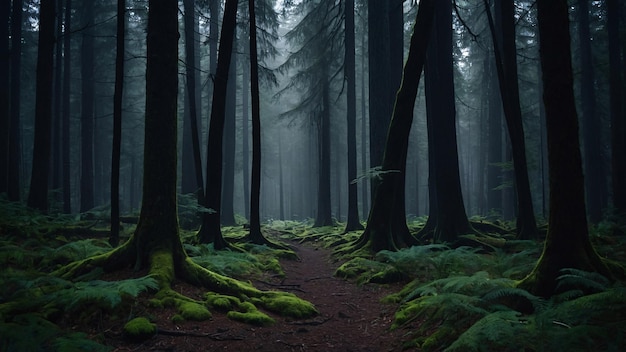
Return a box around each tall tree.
[110,0,126,247]
[222,49,237,226]
[198,0,238,248]
[80,0,95,212]
[8,0,23,202]
[246,0,264,243]
[182,0,204,199]
[61,0,71,213]
[343,0,363,232]
[576,0,603,223]
[350,0,435,252]
[27,0,56,211]
[519,0,613,298]
[483,0,538,239]
[278,0,342,228]
[0,0,9,195]
[420,0,473,243]
[607,0,626,212]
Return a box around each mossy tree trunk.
[518,0,612,298]
[351,0,435,253]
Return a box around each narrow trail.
[134,241,407,351]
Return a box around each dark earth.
[69,241,410,351]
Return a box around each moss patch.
[227,310,275,326]
[261,292,318,319]
[123,317,156,341]
[177,301,211,321]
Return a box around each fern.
[401,271,515,303]
[39,239,111,269]
[555,268,610,295]
[52,276,159,310]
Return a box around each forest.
[1,0,626,350]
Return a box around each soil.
[80,241,409,351]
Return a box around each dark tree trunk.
[368,1,390,196]
[608,0,626,212]
[247,0,263,242]
[0,0,9,195]
[343,0,363,232]
[359,27,368,219]
[486,55,502,215]
[314,71,333,227]
[8,0,23,202]
[423,0,473,243]
[80,0,95,212]
[182,0,204,198]
[198,0,238,248]
[222,51,237,226]
[62,0,71,213]
[519,0,612,298]
[110,0,126,247]
[577,0,603,223]
[52,0,63,196]
[484,0,538,239]
[352,0,434,252]
[242,43,251,220]
[27,0,56,212]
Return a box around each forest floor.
[80,239,409,351]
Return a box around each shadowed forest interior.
[1,0,626,350]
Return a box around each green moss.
[177,301,211,321]
[227,310,275,326]
[421,326,456,351]
[123,317,156,340]
[205,292,238,311]
[147,299,163,308]
[171,314,185,324]
[261,292,318,319]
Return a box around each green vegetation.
[1,199,625,350]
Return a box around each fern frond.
[556,268,610,294]
[402,271,514,303]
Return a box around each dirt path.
[115,241,406,351]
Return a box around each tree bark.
[352,0,434,252]
[577,0,604,223]
[8,0,23,202]
[422,0,473,243]
[222,50,237,226]
[80,0,95,212]
[0,0,9,195]
[27,0,56,212]
[110,0,126,247]
[519,0,612,298]
[343,0,363,232]
[607,0,626,212]
[198,0,238,248]
[62,0,71,213]
[182,0,204,198]
[484,0,538,239]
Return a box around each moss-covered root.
[180,257,265,298]
[52,240,134,279]
[123,317,157,341]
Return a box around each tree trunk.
[314,72,333,227]
[519,0,612,298]
[51,0,63,196]
[182,0,204,198]
[577,0,603,223]
[343,0,363,232]
[248,0,263,242]
[351,0,434,253]
[0,0,9,195]
[27,0,56,212]
[222,50,237,226]
[62,0,71,213]
[8,0,23,202]
[110,0,126,247]
[607,0,626,212]
[242,43,251,221]
[486,55,502,215]
[484,0,538,239]
[423,0,473,243]
[80,0,95,212]
[198,0,238,248]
